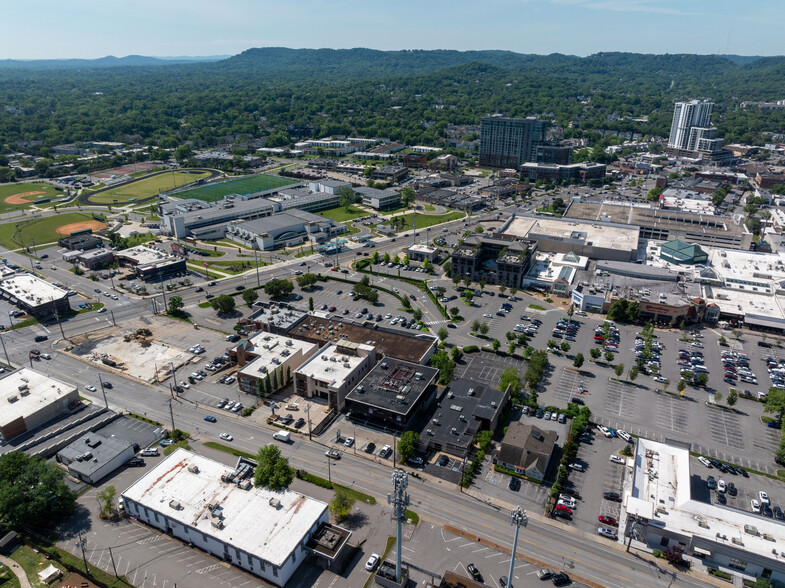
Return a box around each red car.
[555,504,572,514]
[328,306,337,312]
[598,515,618,526]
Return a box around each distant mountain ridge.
[0,54,227,69]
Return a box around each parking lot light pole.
[0,333,10,367]
[507,506,528,587]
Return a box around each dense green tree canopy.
[0,451,76,529]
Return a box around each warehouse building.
[121,449,351,587]
[345,360,439,430]
[58,231,103,251]
[294,341,376,410]
[0,274,70,320]
[56,432,135,484]
[0,368,80,442]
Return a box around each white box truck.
[273,430,291,443]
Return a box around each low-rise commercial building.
[122,449,350,587]
[354,186,401,210]
[496,423,557,482]
[235,333,319,395]
[0,274,70,320]
[519,162,606,183]
[407,244,438,263]
[421,379,507,458]
[0,368,80,442]
[58,232,103,251]
[500,214,640,262]
[624,439,785,586]
[114,245,186,282]
[294,342,376,410]
[56,432,135,484]
[370,165,408,183]
[76,248,114,270]
[345,360,438,430]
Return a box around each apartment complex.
[479,116,545,168]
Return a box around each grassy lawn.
[316,205,367,222]
[0,212,106,249]
[184,245,225,257]
[387,211,464,233]
[87,170,211,204]
[203,260,268,275]
[186,262,225,279]
[210,238,255,250]
[0,565,20,588]
[0,183,66,213]
[423,204,436,211]
[10,544,66,588]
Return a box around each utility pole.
[77,531,90,576]
[389,470,410,583]
[507,506,528,587]
[327,455,331,484]
[108,546,119,578]
[306,404,312,441]
[97,373,109,408]
[168,399,175,432]
[52,297,66,340]
[109,309,117,326]
[253,248,261,288]
[170,362,177,392]
[0,333,10,367]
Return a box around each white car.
[224,376,236,385]
[718,479,726,492]
[557,498,576,510]
[698,456,712,468]
[365,553,380,572]
[483,313,493,319]
[344,437,354,447]
[609,455,625,464]
[179,381,190,389]
[691,342,704,348]
[219,433,233,441]
[97,307,107,313]
[759,491,771,506]
[752,499,761,513]
[654,376,667,383]
[597,425,613,438]
[84,384,97,392]
[617,430,632,442]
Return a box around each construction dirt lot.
[66,314,228,383]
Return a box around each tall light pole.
[389,470,410,583]
[97,373,109,409]
[253,248,261,288]
[507,506,528,587]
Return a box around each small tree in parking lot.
[614,363,624,377]
[677,379,686,394]
[590,348,601,360]
[727,389,738,407]
[573,353,584,368]
[604,351,614,362]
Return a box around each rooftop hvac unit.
[18,384,28,392]
[169,500,182,510]
[211,520,224,530]
[187,464,199,474]
[268,497,281,508]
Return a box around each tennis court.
[172,174,299,202]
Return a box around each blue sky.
[3,0,782,59]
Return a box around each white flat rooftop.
[239,333,318,380]
[295,342,374,388]
[0,368,77,427]
[502,216,639,252]
[117,245,175,266]
[0,274,68,305]
[631,439,785,564]
[408,244,437,253]
[122,449,327,568]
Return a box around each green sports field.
[172,174,298,202]
[87,171,211,204]
[0,212,106,250]
[0,183,66,213]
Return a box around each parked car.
[598,515,618,526]
[365,553,380,572]
[467,563,483,583]
[598,527,618,540]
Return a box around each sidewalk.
[0,554,33,588]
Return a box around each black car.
[127,458,145,467]
[467,564,483,583]
[736,466,750,478]
[103,382,112,389]
[438,454,449,467]
[365,442,376,454]
[294,418,306,429]
[603,492,622,502]
[235,285,244,291]
[553,509,571,519]
[570,397,585,405]
[552,572,571,586]
[34,335,48,342]
[717,492,727,505]
[763,504,774,517]
[727,482,737,496]
[509,477,521,491]
[775,506,784,521]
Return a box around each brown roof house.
[496,423,557,482]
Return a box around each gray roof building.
[345,359,439,430]
[57,432,135,484]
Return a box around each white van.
[273,431,291,443]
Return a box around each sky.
[2,0,783,60]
